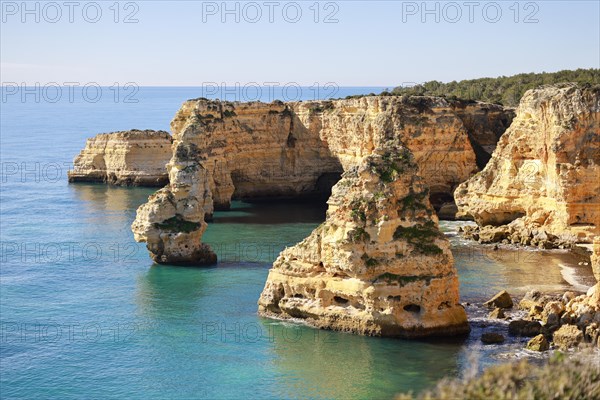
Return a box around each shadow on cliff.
[209,200,327,225]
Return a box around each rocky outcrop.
[257,146,468,337]
[592,237,600,282]
[456,84,600,247]
[513,283,600,349]
[68,130,172,186]
[132,96,472,337]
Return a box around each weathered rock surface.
[133,96,473,337]
[526,334,549,351]
[133,96,512,214]
[68,130,172,186]
[483,290,514,309]
[508,320,542,337]
[258,146,468,337]
[452,101,515,168]
[481,332,505,344]
[488,308,505,319]
[456,84,600,247]
[553,324,584,350]
[514,285,600,350]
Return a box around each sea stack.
[257,143,469,337]
[68,129,172,186]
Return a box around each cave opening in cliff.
[229,171,343,204]
[207,171,342,232]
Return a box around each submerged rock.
[68,129,172,186]
[481,332,505,344]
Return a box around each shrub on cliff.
[390,68,599,106]
[397,352,600,400]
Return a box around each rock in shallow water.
[484,290,514,309]
[508,320,541,337]
[488,308,506,319]
[526,334,549,351]
[481,332,505,344]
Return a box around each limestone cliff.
[132,96,471,337]
[164,96,511,212]
[452,101,515,168]
[132,96,509,263]
[456,84,600,247]
[68,130,172,186]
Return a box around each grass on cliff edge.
[396,352,600,400]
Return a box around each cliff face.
[163,96,511,212]
[456,84,600,246]
[132,95,509,263]
[593,238,600,283]
[452,101,515,168]
[132,96,473,337]
[68,130,172,186]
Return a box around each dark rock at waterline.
[508,320,541,337]
[484,290,514,309]
[481,332,505,344]
[553,324,583,350]
[436,202,458,220]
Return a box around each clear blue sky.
[1,0,599,86]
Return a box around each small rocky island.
[68,129,172,186]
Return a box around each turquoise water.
[1,88,595,399]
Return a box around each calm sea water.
[1,87,596,399]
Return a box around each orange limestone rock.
[68,129,172,186]
[132,96,471,337]
[456,84,600,247]
[257,145,469,337]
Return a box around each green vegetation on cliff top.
[361,69,599,106]
[392,68,599,106]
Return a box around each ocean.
[0,87,596,399]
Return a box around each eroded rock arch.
[131,96,494,337]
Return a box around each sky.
[1,0,599,86]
